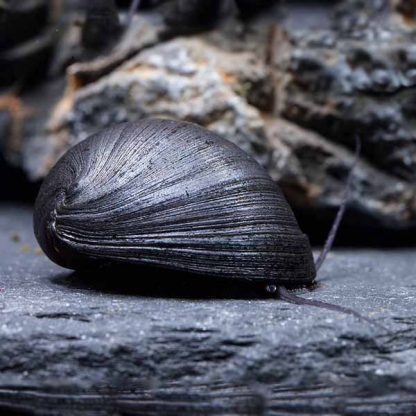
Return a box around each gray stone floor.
[0,204,415,415]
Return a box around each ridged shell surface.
[34,119,315,284]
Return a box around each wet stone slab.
[0,204,415,415]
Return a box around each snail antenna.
[125,0,141,27]
[269,137,386,330]
[268,285,387,331]
[314,136,361,272]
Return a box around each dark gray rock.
[0,205,415,415]
[161,0,224,33]
[45,37,272,176]
[0,0,50,52]
[0,0,55,88]
[272,2,416,183]
[3,0,416,241]
[0,10,167,182]
[266,118,416,236]
[81,0,121,50]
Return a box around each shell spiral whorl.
[34,119,315,284]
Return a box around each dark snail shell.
[34,119,316,285]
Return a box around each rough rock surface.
[0,11,170,185]
[2,0,416,240]
[45,37,272,176]
[0,205,415,415]
[266,118,416,238]
[273,25,416,182]
[268,0,416,237]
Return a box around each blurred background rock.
[0,0,415,244]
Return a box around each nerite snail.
[33,119,374,324]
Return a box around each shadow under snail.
[33,119,376,325]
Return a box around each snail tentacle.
[125,0,141,27]
[314,136,361,272]
[276,285,386,331]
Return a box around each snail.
[33,119,376,324]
